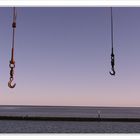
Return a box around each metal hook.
[8,66,16,88]
[110,52,115,76]
[8,78,16,88]
[109,68,115,76]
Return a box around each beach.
[1,120,140,133]
[0,106,140,133]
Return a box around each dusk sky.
[0,7,140,107]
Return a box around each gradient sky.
[0,7,140,107]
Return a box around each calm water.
[0,106,140,133]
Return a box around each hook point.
[8,80,16,88]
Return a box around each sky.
[0,7,140,107]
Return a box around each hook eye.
[9,63,15,68]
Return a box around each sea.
[0,105,140,133]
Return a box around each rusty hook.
[8,78,16,88]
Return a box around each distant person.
[97,110,101,119]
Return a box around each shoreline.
[0,116,140,122]
[1,105,140,108]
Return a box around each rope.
[111,7,114,51]
[11,7,16,65]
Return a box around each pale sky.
[0,7,140,107]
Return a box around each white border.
[0,0,139,7]
[0,0,140,139]
[0,134,140,140]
